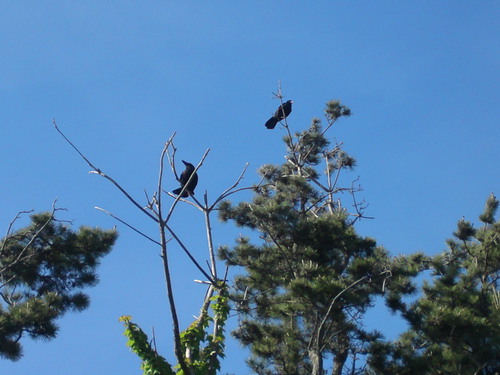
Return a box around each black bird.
[265,100,293,129]
[172,160,198,198]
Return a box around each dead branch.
[0,201,61,276]
[164,224,214,284]
[53,119,163,224]
[95,207,161,246]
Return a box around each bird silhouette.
[172,160,198,198]
[265,100,293,129]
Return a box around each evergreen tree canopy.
[368,194,500,375]
[218,101,427,375]
[0,211,117,360]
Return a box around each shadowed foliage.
[0,211,117,360]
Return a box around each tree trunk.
[332,348,348,375]
[308,348,323,375]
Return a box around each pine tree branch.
[1,210,33,244]
[246,204,296,278]
[310,275,368,353]
[0,202,60,276]
[285,156,331,192]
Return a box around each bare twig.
[53,119,162,224]
[0,201,60,275]
[209,163,250,210]
[2,209,34,244]
[309,275,368,352]
[165,224,214,284]
[95,207,161,246]
[203,192,217,279]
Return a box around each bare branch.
[154,139,172,219]
[285,156,331,192]
[166,140,179,181]
[2,209,34,242]
[165,224,214,284]
[151,136,192,374]
[0,201,60,275]
[348,178,374,225]
[209,162,250,210]
[165,191,202,211]
[310,275,369,352]
[194,284,215,330]
[52,119,100,172]
[95,207,161,246]
[203,192,217,279]
[53,119,162,224]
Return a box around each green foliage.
[367,194,500,375]
[324,99,352,122]
[479,193,498,225]
[0,211,117,360]
[121,285,230,375]
[218,101,428,375]
[120,316,174,375]
[178,285,229,375]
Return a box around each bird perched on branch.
[265,100,293,129]
[172,160,198,198]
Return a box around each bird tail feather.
[172,188,189,198]
[265,117,278,129]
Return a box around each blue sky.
[1,2,498,374]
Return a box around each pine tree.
[218,100,426,375]
[0,210,117,360]
[368,194,500,375]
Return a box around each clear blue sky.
[1,2,498,374]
